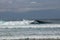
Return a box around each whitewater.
[0,28,60,39]
[0,20,60,39]
[0,20,60,28]
[0,24,60,28]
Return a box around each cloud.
[31,2,37,4]
[0,0,60,12]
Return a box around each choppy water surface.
[0,28,60,37]
[0,19,60,39]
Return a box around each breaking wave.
[0,21,60,28]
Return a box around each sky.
[0,0,60,20]
[0,0,60,12]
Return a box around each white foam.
[0,21,60,28]
[0,24,60,28]
[0,36,60,39]
[0,20,34,25]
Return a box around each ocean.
[0,19,60,40]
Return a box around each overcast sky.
[0,0,60,12]
[0,0,60,20]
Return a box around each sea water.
[0,20,60,39]
[0,28,60,39]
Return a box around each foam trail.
[0,21,60,28]
[0,24,60,28]
[0,36,60,39]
